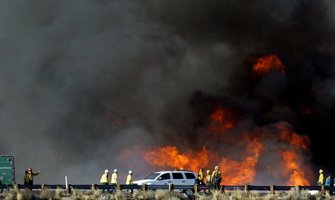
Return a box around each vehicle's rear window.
[185,173,196,179]
[144,172,160,179]
[172,172,184,179]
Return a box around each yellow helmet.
[319,169,323,173]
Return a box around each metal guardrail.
[0,184,333,193]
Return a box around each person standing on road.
[196,168,204,185]
[325,175,334,195]
[205,169,212,186]
[317,169,325,186]
[111,169,118,185]
[211,166,222,190]
[27,168,40,185]
[23,169,30,185]
[126,170,133,193]
[325,175,333,186]
[126,170,133,185]
[100,169,110,185]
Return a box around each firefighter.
[23,170,29,185]
[317,169,324,186]
[27,168,40,185]
[325,175,334,186]
[111,169,118,185]
[100,169,110,185]
[325,175,334,195]
[126,170,133,185]
[126,170,133,193]
[196,168,204,185]
[211,166,222,190]
[205,169,212,186]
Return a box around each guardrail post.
[65,176,69,193]
[91,184,97,190]
[168,184,174,192]
[41,184,46,192]
[270,185,275,194]
[244,185,249,193]
[117,184,121,192]
[141,183,148,191]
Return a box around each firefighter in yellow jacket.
[126,170,133,185]
[317,169,324,186]
[196,168,204,185]
[211,166,222,190]
[111,169,118,185]
[100,169,110,185]
[25,168,40,185]
[205,169,212,186]
[23,169,30,185]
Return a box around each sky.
[1,0,335,185]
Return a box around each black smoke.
[0,0,334,184]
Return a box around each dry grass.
[0,187,334,200]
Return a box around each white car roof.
[155,170,196,173]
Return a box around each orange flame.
[278,122,310,151]
[281,151,310,186]
[143,146,210,172]
[220,136,263,185]
[209,106,237,132]
[143,136,263,185]
[140,107,312,185]
[253,54,285,75]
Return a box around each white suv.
[133,170,197,185]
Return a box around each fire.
[139,105,312,186]
[143,146,210,172]
[209,106,237,132]
[252,54,285,75]
[143,136,263,185]
[281,151,310,186]
[219,136,263,185]
[278,122,310,151]
[142,135,311,186]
